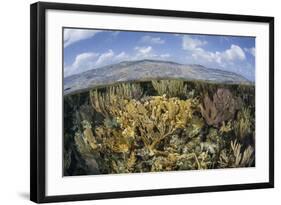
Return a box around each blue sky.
[64,28,255,81]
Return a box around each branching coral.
[89,83,143,117]
[234,108,252,140]
[89,89,111,117]
[76,94,199,173]
[199,88,238,127]
[95,125,132,153]
[65,80,255,175]
[219,121,233,134]
[152,80,188,98]
[218,140,254,168]
[89,88,120,117]
[112,83,143,100]
[230,140,254,167]
[115,96,197,155]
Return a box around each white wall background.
[0,0,278,204]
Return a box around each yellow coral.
[82,120,98,150]
[95,126,130,153]
[122,127,135,138]
[114,96,196,154]
[219,121,232,134]
[152,80,188,97]
[90,83,143,117]
[65,80,256,175]
[234,108,252,140]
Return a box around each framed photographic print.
[30,1,274,203]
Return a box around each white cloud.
[223,45,246,61]
[115,52,129,61]
[95,50,130,67]
[182,36,207,51]
[244,47,255,57]
[133,46,172,61]
[134,46,153,58]
[182,37,253,79]
[95,50,114,66]
[65,50,131,76]
[190,44,245,66]
[140,35,165,44]
[65,46,173,77]
[72,52,98,68]
[65,52,99,76]
[64,29,101,48]
[191,48,218,63]
[182,36,246,68]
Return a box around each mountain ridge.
[64,59,252,95]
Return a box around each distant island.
[64,59,251,95]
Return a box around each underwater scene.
[63,29,255,176]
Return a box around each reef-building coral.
[199,88,238,127]
[64,80,255,175]
[152,80,188,98]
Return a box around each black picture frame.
[30,1,274,203]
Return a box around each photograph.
[63,28,256,176]
[30,2,274,202]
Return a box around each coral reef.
[199,88,239,127]
[64,80,255,176]
[218,140,254,168]
[234,108,253,141]
[89,83,143,117]
[152,80,188,98]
